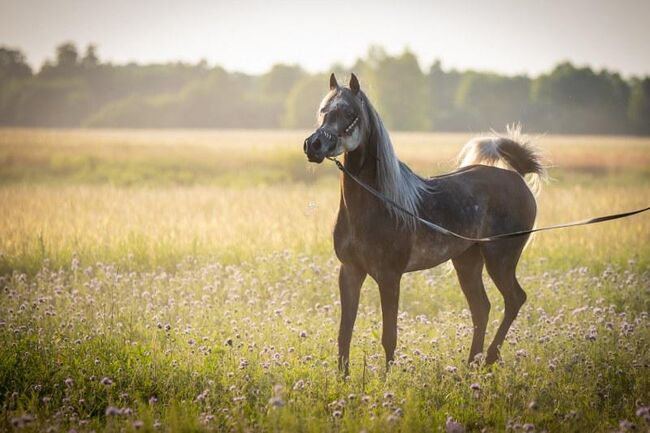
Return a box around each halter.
[317,98,364,140]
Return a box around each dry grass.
[0,129,649,432]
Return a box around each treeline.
[1,43,649,134]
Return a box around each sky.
[1,0,649,77]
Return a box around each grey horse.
[303,73,546,376]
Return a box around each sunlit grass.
[0,129,649,432]
[0,181,648,275]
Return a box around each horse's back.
[425,164,537,235]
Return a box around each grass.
[0,129,649,432]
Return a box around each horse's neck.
[340,138,380,215]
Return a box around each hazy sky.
[1,0,649,77]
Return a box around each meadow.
[0,129,649,432]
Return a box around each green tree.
[427,61,464,130]
[0,47,32,82]
[628,78,650,134]
[531,62,629,133]
[260,64,305,97]
[366,47,430,130]
[283,74,328,128]
[454,72,531,130]
[82,44,99,69]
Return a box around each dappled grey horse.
[303,74,546,376]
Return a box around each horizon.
[1,0,649,78]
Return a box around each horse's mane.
[361,92,431,230]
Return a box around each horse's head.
[304,73,367,163]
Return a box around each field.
[0,129,649,432]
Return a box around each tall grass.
[0,129,648,432]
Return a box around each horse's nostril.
[313,139,322,151]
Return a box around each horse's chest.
[333,215,360,264]
[333,210,411,273]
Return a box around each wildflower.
[100,377,113,386]
[528,400,539,411]
[387,413,401,423]
[133,420,144,429]
[522,423,535,432]
[332,410,343,419]
[470,383,481,391]
[299,330,308,338]
[383,391,394,400]
[636,406,650,424]
[149,396,158,405]
[11,415,35,428]
[105,406,122,416]
[445,365,458,374]
[619,420,636,431]
[586,326,597,341]
[268,396,285,408]
[293,379,305,390]
[196,389,209,402]
[446,416,465,433]
[64,378,73,388]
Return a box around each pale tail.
[457,124,547,195]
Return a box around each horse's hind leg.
[481,239,528,365]
[452,245,490,364]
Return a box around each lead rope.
[327,156,650,242]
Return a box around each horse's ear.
[349,73,360,95]
[329,73,338,90]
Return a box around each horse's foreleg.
[377,272,402,370]
[338,263,366,377]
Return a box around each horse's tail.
[457,124,547,195]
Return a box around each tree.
[0,47,32,83]
[260,64,305,98]
[82,44,99,69]
[367,48,429,130]
[531,62,629,133]
[628,78,650,134]
[56,42,79,70]
[283,74,328,128]
[454,72,531,130]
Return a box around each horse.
[303,73,546,377]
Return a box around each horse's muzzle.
[304,130,336,163]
